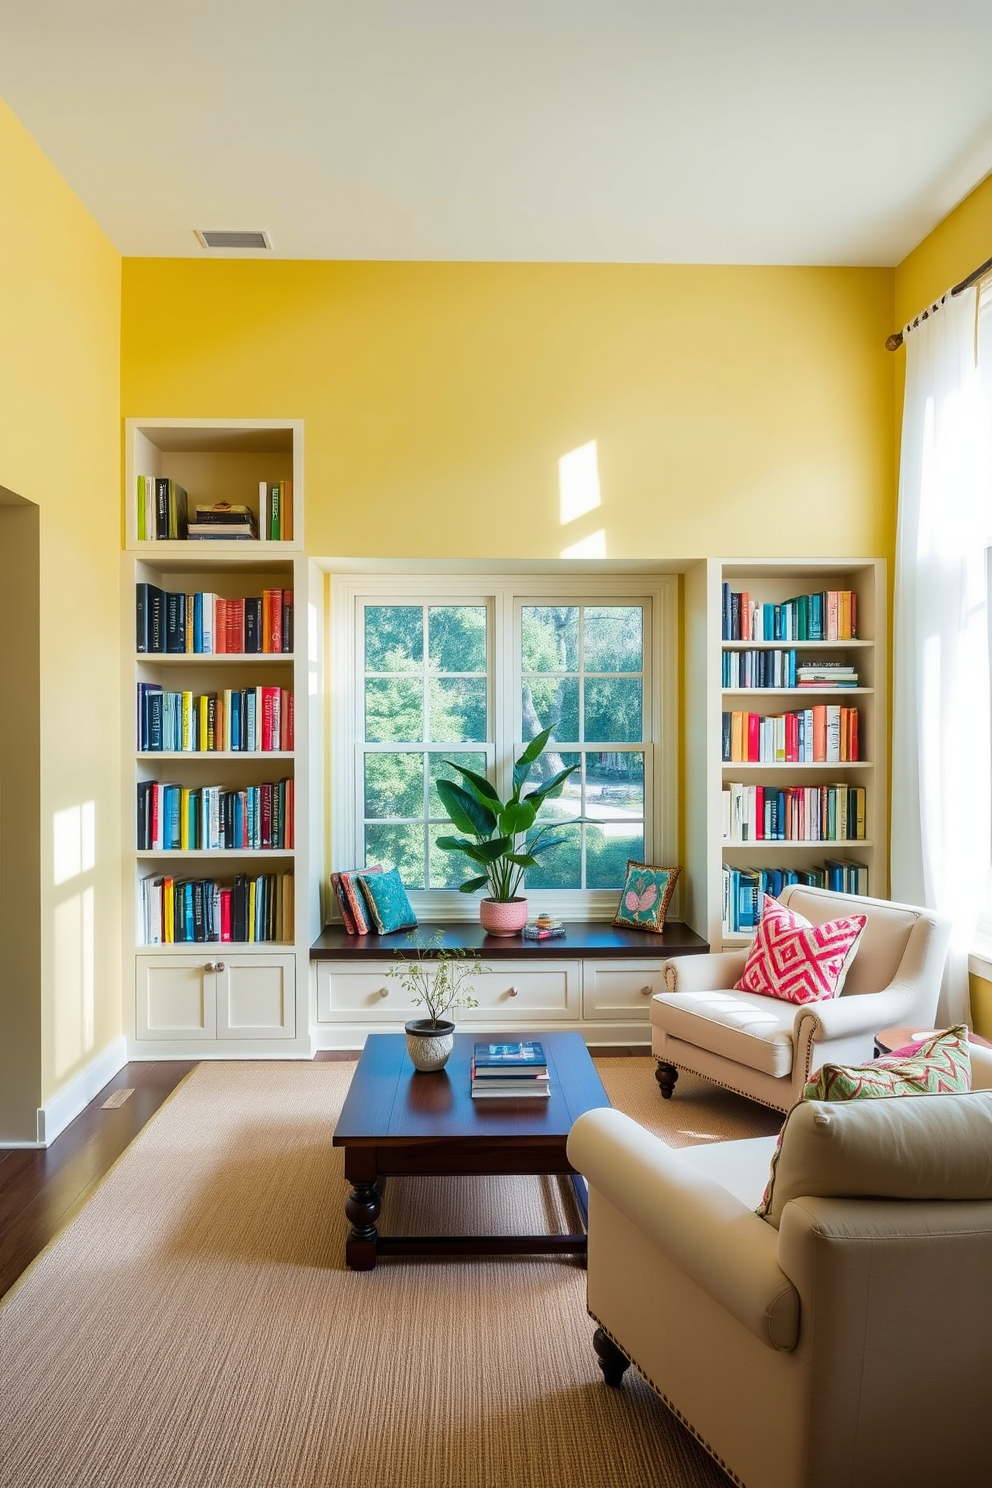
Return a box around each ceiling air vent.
[195,229,271,250]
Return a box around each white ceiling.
[2,1,992,266]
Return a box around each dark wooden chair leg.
[593,1326,630,1387]
[654,1060,679,1099]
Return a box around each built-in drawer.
[460,962,580,1021]
[315,959,580,1024]
[581,961,665,1021]
[316,964,419,1023]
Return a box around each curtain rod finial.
[885,331,904,352]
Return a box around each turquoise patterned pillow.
[357,867,418,934]
[613,861,681,933]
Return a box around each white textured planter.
[479,897,528,936]
[404,1018,456,1072]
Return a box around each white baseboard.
[36,1036,129,1146]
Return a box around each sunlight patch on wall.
[53,801,95,886]
[54,885,95,1077]
[559,440,601,527]
[561,530,607,559]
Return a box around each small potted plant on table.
[435,726,578,936]
[390,931,487,1071]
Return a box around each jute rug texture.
[0,1059,779,1488]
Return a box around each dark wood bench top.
[311,920,709,961]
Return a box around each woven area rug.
[0,1059,780,1488]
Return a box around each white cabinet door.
[581,962,665,1022]
[217,954,296,1039]
[136,957,218,1040]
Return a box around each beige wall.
[0,98,121,1134]
[122,259,896,565]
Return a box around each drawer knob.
[377,987,389,999]
[640,984,654,996]
[506,985,519,998]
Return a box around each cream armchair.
[567,1045,992,1488]
[653,885,950,1111]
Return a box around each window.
[331,573,678,918]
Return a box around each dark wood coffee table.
[332,1030,611,1270]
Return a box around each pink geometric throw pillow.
[735,894,867,1005]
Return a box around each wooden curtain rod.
[886,251,992,350]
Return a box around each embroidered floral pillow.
[613,862,681,934]
[735,894,866,1005]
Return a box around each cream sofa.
[652,885,951,1111]
[567,1043,992,1488]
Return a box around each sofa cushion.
[735,895,866,1005]
[802,1024,971,1102]
[651,987,798,1077]
[757,1087,992,1229]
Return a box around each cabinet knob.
[640,984,654,997]
[214,960,226,973]
[506,985,519,998]
[377,987,389,999]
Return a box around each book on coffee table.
[473,1040,547,1070]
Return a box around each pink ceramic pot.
[479,897,528,937]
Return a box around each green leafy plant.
[389,930,486,1027]
[435,726,579,902]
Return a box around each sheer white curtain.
[891,283,992,1023]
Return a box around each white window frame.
[330,572,679,921]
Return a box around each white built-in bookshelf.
[122,419,323,1057]
[683,558,887,952]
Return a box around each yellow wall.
[122,260,896,564]
[0,98,121,1132]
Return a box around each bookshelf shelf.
[683,558,887,950]
[123,417,321,1058]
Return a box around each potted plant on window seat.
[435,726,579,936]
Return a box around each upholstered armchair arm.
[796,985,920,1043]
[660,950,748,994]
[567,1108,799,1351]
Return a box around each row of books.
[137,684,293,753]
[722,706,859,764]
[722,585,859,642]
[138,870,294,944]
[137,778,294,851]
[722,651,861,690]
[136,477,188,541]
[722,783,867,843]
[722,862,869,934]
[331,866,382,934]
[470,1040,550,1099]
[136,585,293,655]
[136,478,294,543]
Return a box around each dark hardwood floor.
[0,1044,643,1301]
[0,1061,195,1300]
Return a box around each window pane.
[523,753,581,888]
[522,606,579,672]
[428,752,488,817]
[522,677,579,741]
[428,834,473,890]
[365,605,422,671]
[365,823,425,889]
[364,752,424,820]
[586,752,644,820]
[430,677,487,742]
[585,605,642,672]
[584,677,642,743]
[365,676,424,742]
[586,824,645,889]
[428,606,487,673]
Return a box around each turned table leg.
[654,1061,679,1099]
[345,1179,381,1270]
[593,1327,630,1387]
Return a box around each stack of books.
[470,1040,550,1099]
[187,503,259,540]
[523,916,565,941]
